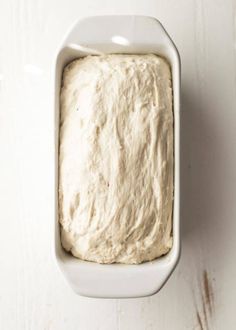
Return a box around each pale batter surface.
[59,54,173,264]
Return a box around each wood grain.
[0,0,236,329]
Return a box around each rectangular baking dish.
[54,15,180,298]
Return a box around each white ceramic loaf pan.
[54,15,181,298]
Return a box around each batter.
[59,54,173,264]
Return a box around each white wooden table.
[0,0,236,329]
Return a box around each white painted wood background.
[0,0,236,329]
